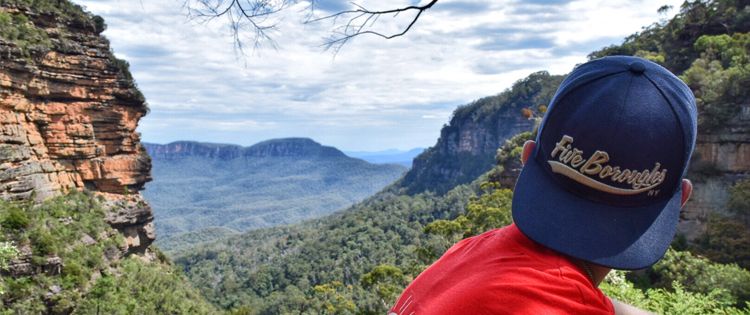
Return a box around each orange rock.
[0,9,155,254]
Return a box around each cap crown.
[534,56,697,208]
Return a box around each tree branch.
[183,0,438,55]
[313,0,438,55]
[183,0,294,54]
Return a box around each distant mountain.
[142,138,406,248]
[345,148,424,167]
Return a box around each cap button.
[629,61,646,74]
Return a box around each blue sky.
[73,0,682,151]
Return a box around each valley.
[143,138,407,251]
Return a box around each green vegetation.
[0,242,18,295]
[2,0,745,313]
[680,179,750,269]
[650,248,750,307]
[691,212,750,269]
[0,10,50,53]
[145,141,406,249]
[602,270,750,315]
[0,192,216,314]
[0,0,108,55]
[75,257,217,314]
[176,133,750,314]
[682,32,750,130]
[158,226,240,254]
[0,0,105,33]
[591,0,750,132]
[171,1,750,314]
[590,0,750,73]
[175,183,477,313]
[0,0,146,109]
[424,184,513,241]
[729,179,750,218]
[0,242,17,270]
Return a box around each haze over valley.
[143,138,407,251]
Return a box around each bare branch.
[313,0,438,54]
[183,0,437,56]
[183,0,294,54]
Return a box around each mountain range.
[142,138,407,250]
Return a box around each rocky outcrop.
[398,72,563,195]
[0,3,154,253]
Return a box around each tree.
[183,0,439,53]
[361,264,407,308]
[729,179,750,220]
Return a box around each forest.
[0,0,748,314]
[175,1,750,313]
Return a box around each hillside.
[175,1,750,314]
[0,0,215,312]
[143,138,407,247]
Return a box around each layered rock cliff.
[679,105,750,238]
[398,72,564,195]
[0,2,154,253]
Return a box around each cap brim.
[511,158,682,270]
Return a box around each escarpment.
[679,106,750,239]
[398,72,564,195]
[0,2,154,254]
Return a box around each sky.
[73,0,683,151]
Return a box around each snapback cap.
[511,56,698,270]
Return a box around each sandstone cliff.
[0,2,154,254]
[398,72,564,195]
[679,106,750,238]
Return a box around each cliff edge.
[0,1,154,254]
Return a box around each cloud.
[434,1,492,14]
[475,36,555,51]
[74,0,684,151]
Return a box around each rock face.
[398,72,564,195]
[0,3,154,253]
[679,106,750,239]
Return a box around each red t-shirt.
[390,224,614,315]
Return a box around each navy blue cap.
[511,56,697,270]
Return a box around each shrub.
[691,214,750,270]
[2,206,30,230]
[602,270,749,314]
[729,179,750,218]
[0,241,19,270]
[0,11,51,53]
[651,248,750,308]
